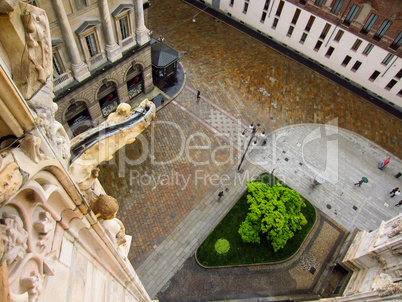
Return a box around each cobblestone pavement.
[157,211,346,302]
[96,0,402,299]
[146,0,402,158]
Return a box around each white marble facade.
[0,1,154,301]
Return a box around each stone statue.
[19,2,52,99]
[92,194,129,259]
[69,99,155,193]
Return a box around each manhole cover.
[309,267,316,274]
[284,158,289,161]
[204,282,212,290]
[170,212,177,218]
[353,206,358,211]
[299,162,303,166]
[326,204,332,209]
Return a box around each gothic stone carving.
[0,204,56,302]
[0,213,28,267]
[372,273,402,297]
[0,152,23,204]
[20,135,48,164]
[28,81,71,165]
[388,218,402,238]
[19,2,52,100]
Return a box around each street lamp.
[237,123,265,172]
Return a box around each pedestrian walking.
[395,200,402,207]
[218,191,224,200]
[197,90,201,100]
[390,187,399,194]
[354,177,368,187]
[391,190,400,198]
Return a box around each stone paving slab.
[146,0,402,158]
[96,0,402,300]
[249,125,402,232]
[137,163,264,297]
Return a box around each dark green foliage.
[196,174,316,267]
[239,181,307,251]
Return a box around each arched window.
[97,81,119,117]
[126,64,144,100]
[65,101,92,136]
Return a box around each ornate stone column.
[99,0,122,62]
[134,0,150,45]
[51,0,90,81]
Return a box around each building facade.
[200,0,402,111]
[32,0,154,138]
[0,1,155,301]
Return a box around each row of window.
[53,5,134,83]
[24,0,89,13]
[239,0,402,51]
[263,2,401,94]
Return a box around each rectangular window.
[343,4,359,26]
[373,19,392,41]
[362,43,374,55]
[52,53,64,77]
[369,70,380,81]
[385,79,397,90]
[305,16,315,32]
[341,55,351,66]
[320,23,331,39]
[272,17,279,28]
[395,69,402,80]
[390,32,402,50]
[351,61,362,72]
[300,32,308,43]
[314,40,323,51]
[264,0,270,10]
[261,11,267,22]
[334,29,344,42]
[382,53,395,65]
[314,0,324,6]
[276,0,284,17]
[398,89,402,97]
[119,16,129,40]
[360,13,378,35]
[299,0,306,5]
[330,0,344,14]
[74,0,87,10]
[287,26,294,37]
[85,34,98,57]
[292,9,301,25]
[230,0,234,6]
[351,39,362,51]
[243,1,249,13]
[325,46,335,57]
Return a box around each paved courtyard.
[98,0,402,300]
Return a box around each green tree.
[238,181,307,252]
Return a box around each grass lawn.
[196,173,317,267]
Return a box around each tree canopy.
[238,181,307,252]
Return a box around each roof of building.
[151,42,179,68]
